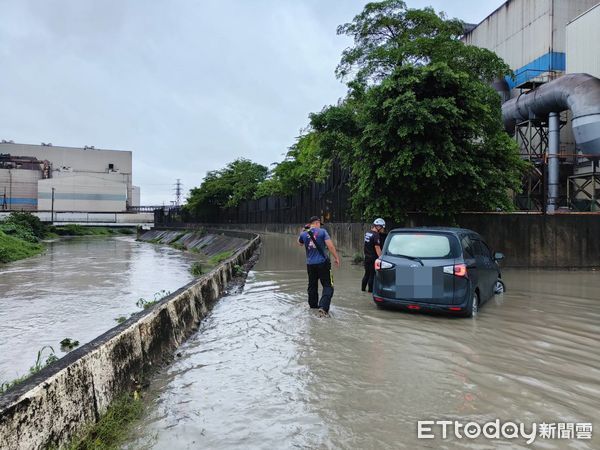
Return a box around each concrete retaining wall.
[137,228,249,257]
[0,230,260,450]
[208,213,600,268]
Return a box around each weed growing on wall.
[0,346,58,394]
[190,262,203,277]
[135,290,171,310]
[61,394,143,450]
[60,338,80,351]
[208,250,233,266]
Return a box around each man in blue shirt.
[298,216,341,317]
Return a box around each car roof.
[387,226,481,237]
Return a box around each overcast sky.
[0,0,505,205]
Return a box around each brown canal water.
[0,236,196,382]
[125,233,600,449]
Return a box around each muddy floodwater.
[126,233,600,449]
[0,236,196,382]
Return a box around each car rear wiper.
[390,254,424,266]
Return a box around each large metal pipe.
[547,112,560,213]
[502,73,600,156]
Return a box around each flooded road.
[126,232,600,449]
[0,236,196,382]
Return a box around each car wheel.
[494,279,505,294]
[467,291,479,318]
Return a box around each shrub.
[208,250,234,266]
[190,262,203,277]
[4,212,46,239]
[0,230,44,263]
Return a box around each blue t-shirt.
[298,228,331,265]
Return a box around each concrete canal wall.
[0,230,260,450]
[137,227,250,255]
[206,213,600,268]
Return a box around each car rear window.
[386,233,454,258]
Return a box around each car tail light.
[408,304,420,310]
[374,259,394,270]
[454,263,467,277]
[449,307,462,311]
[374,296,384,302]
[443,264,468,278]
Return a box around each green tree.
[306,0,526,220]
[345,63,525,221]
[336,0,508,85]
[185,158,268,219]
[255,132,332,197]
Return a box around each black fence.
[157,161,353,226]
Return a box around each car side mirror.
[494,252,504,262]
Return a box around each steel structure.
[568,161,600,211]
[514,119,548,211]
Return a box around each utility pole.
[173,179,183,207]
[51,187,55,223]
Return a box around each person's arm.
[297,232,305,247]
[375,245,382,258]
[374,233,382,257]
[325,239,341,267]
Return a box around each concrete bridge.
[0,210,154,227]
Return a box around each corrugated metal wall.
[463,0,598,86]
[37,174,127,212]
[566,3,600,78]
[553,0,600,54]
[0,169,41,211]
[0,142,135,209]
[462,0,553,70]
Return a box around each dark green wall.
[210,214,600,268]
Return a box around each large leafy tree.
[336,0,508,85]
[255,132,331,198]
[309,0,526,220]
[343,63,524,221]
[185,158,268,219]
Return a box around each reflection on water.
[0,236,196,381]
[124,234,599,448]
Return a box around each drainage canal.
[0,235,197,382]
[125,233,600,449]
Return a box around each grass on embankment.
[0,346,59,394]
[0,212,136,264]
[0,212,46,263]
[0,230,44,263]
[61,394,143,450]
[51,224,136,236]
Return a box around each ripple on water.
[125,236,600,450]
[0,236,197,381]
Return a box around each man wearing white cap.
[361,218,386,293]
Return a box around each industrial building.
[463,0,600,212]
[0,142,140,212]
